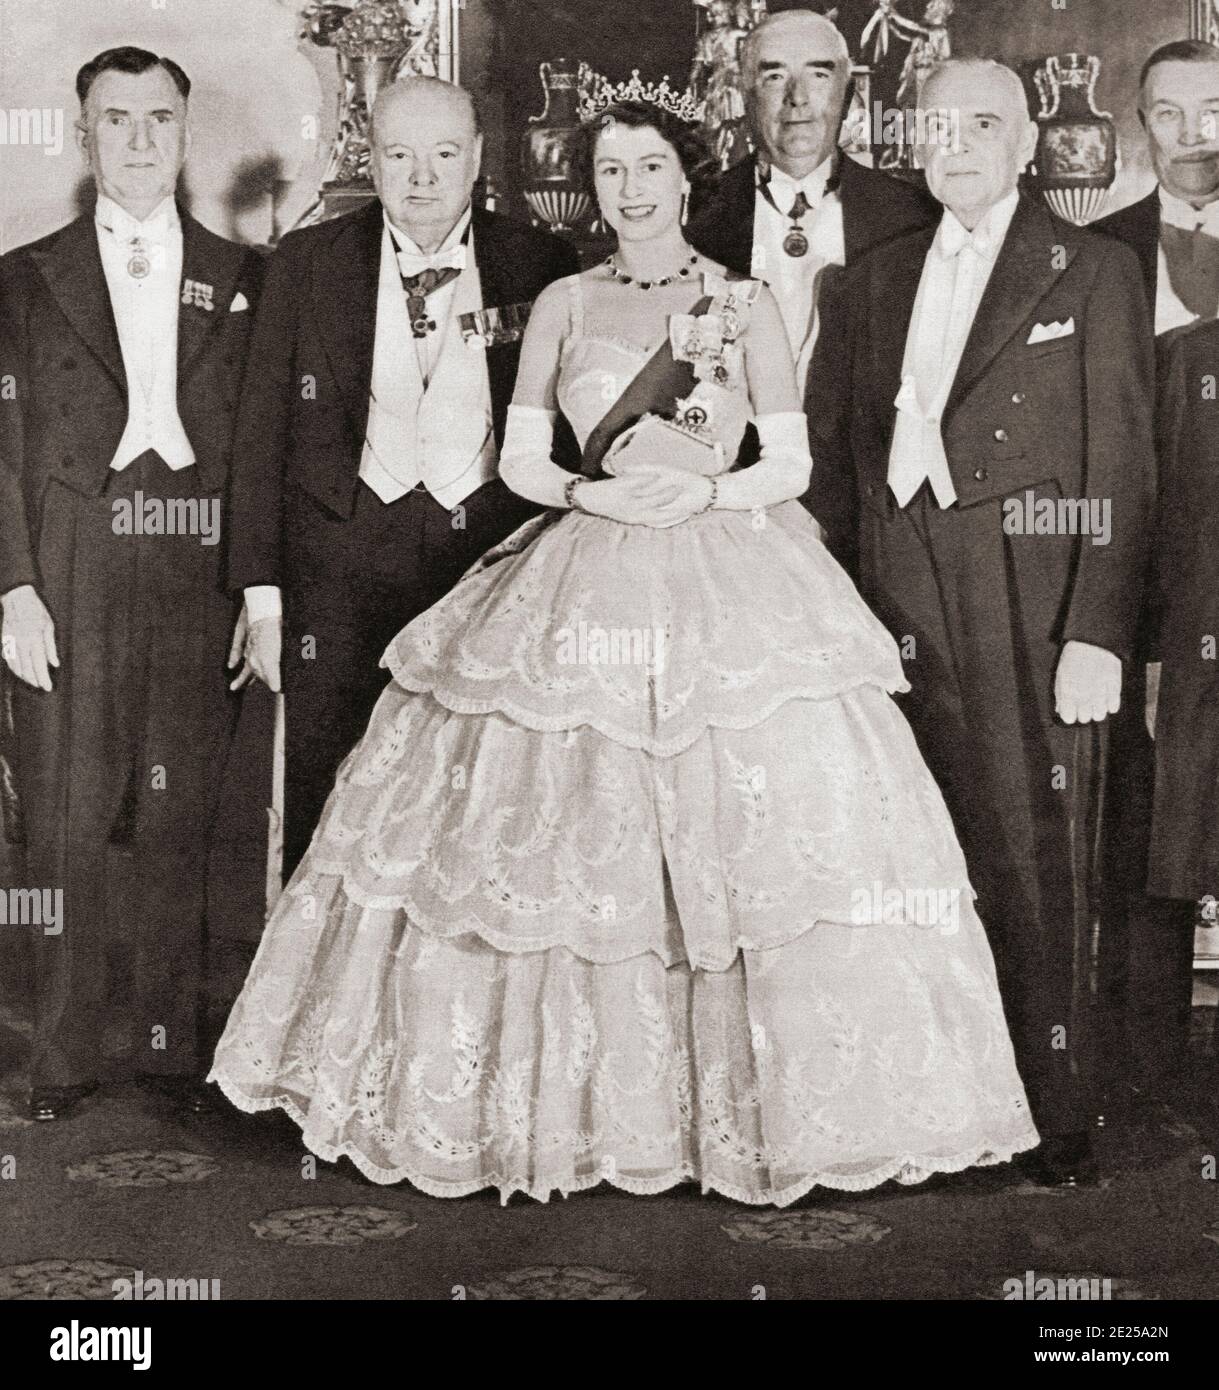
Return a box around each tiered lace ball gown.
[209,274,1038,1205]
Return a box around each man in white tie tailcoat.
[0,48,265,1120]
[807,60,1155,1186]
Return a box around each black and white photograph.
[0,0,1216,1348]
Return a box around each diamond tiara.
[578,69,704,125]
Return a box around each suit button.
[974,467,987,481]
[61,357,77,370]
[1011,392,1026,405]
[62,454,75,468]
[994,428,1008,443]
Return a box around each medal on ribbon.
[783,189,813,259]
[127,237,151,279]
[459,301,534,349]
[180,279,215,311]
[783,227,809,258]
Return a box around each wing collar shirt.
[887,188,1019,509]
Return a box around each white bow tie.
[767,167,829,217]
[395,244,467,279]
[96,201,176,248]
[937,214,1000,262]
[1160,187,1219,236]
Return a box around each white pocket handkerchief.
[1027,317,1074,344]
[230,292,250,313]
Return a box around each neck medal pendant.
[127,237,151,279]
[783,225,809,258]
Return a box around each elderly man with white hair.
[688,6,935,397]
[808,58,1156,1187]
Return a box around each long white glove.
[712,411,811,510]
[498,405,571,508]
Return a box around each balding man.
[687,7,935,398]
[808,60,1155,1185]
[227,78,577,875]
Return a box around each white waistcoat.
[95,198,195,472]
[359,223,497,510]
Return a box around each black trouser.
[1098,892,1197,1090]
[11,452,237,1087]
[859,483,1105,1139]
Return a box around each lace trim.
[264,873,980,969]
[207,1075,1039,1207]
[375,674,913,761]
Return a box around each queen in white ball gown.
[209,101,1038,1204]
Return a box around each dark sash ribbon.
[578,293,714,479]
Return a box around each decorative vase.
[292,1,441,224]
[521,59,593,234]
[1033,53,1117,226]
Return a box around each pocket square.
[1026,317,1074,344]
[229,292,249,313]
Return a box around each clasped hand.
[576,466,713,527]
[1054,639,1121,725]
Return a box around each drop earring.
[681,180,691,224]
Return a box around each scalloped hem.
[376,670,912,759]
[207,1075,1039,1208]
[275,872,980,971]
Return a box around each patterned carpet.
[1,984,1216,1301]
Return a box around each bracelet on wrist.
[564,475,587,512]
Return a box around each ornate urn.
[305,0,440,217]
[1033,53,1118,226]
[520,59,593,234]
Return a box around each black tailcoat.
[1091,189,1160,313]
